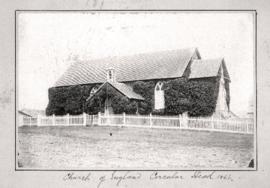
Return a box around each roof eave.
[188,76,219,80]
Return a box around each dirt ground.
[17,126,254,169]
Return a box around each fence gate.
[85,114,98,126]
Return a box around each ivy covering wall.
[46,76,228,117]
[164,77,220,116]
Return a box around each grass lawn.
[17,126,254,169]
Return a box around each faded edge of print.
[16,11,256,170]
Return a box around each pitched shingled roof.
[54,48,200,87]
[109,82,144,100]
[189,58,230,81]
[87,82,144,101]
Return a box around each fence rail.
[20,113,254,134]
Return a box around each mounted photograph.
[16,11,256,170]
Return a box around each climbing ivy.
[164,77,220,116]
[46,76,227,117]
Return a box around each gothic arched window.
[154,82,165,110]
[216,66,228,112]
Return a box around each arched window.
[217,66,228,112]
[89,85,99,98]
[154,82,165,110]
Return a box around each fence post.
[98,112,101,125]
[29,117,32,126]
[246,120,249,133]
[182,112,188,128]
[83,112,87,126]
[52,114,55,126]
[66,113,70,126]
[37,114,40,126]
[179,114,182,128]
[211,116,214,129]
[150,113,152,128]
[123,112,126,126]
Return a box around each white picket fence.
[21,113,98,127]
[20,113,254,134]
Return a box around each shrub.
[46,84,95,116]
[46,87,68,116]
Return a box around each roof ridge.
[193,57,224,62]
[77,47,198,63]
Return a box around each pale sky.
[17,11,255,116]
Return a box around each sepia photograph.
[16,11,256,170]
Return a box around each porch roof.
[86,81,144,101]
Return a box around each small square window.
[109,71,112,79]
